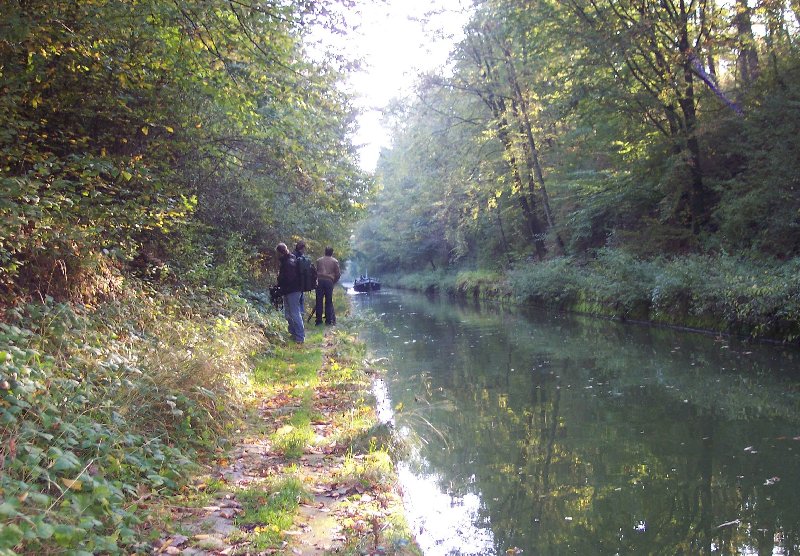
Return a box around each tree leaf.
[61,477,83,490]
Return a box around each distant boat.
[353,275,381,292]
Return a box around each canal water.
[351,288,800,556]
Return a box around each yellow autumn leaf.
[61,478,82,491]
[165,126,174,133]
[141,126,148,135]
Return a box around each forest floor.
[148,324,419,555]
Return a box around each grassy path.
[152,320,419,555]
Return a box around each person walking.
[293,240,308,313]
[276,242,304,344]
[315,247,341,326]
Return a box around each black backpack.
[296,254,317,292]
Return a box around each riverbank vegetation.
[354,0,800,342]
[0,285,270,552]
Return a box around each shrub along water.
[0,283,285,554]
[507,253,800,342]
[378,253,800,343]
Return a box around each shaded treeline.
[355,0,800,339]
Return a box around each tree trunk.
[679,0,707,234]
[467,30,547,260]
[497,119,547,260]
[496,210,510,256]
[500,45,566,255]
[734,0,760,87]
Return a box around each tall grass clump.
[581,249,658,318]
[453,270,511,299]
[0,282,285,553]
[508,256,583,307]
[235,475,311,550]
[653,255,800,339]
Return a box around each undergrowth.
[383,252,800,342]
[0,281,286,554]
[507,252,800,340]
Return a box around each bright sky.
[311,0,471,171]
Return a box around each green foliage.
[167,228,258,289]
[353,0,798,339]
[452,270,511,299]
[393,270,456,294]
[0,283,285,552]
[711,64,800,259]
[0,0,368,301]
[236,476,311,549]
[653,256,800,339]
[508,257,583,307]
[508,253,800,340]
[581,250,659,318]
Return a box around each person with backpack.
[315,247,341,326]
[276,242,304,344]
[293,241,308,310]
[293,240,317,315]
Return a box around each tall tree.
[734,0,760,87]
[564,0,718,233]
[461,24,549,259]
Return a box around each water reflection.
[355,289,800,556]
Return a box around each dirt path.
[151,329,416,555]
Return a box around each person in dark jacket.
[293,240,307,313]
[315,246,341,326]
[276,242,304,343]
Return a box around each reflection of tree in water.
[357,291,800,554]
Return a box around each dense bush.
[453,270,511,299]
[506,253,800,341]
[508,257,583,307]
[581,250,658,317]
[0,284,285,553]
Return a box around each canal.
[351,288,800,556]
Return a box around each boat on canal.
[353,275,381,292]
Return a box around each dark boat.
[353,275,381,292]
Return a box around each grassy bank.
[0,283,415,554]
[0,283,268,553]
[381,252,800,343]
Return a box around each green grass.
[253,331,324,386]
[235,476,312,550]
[251,317,329,459]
